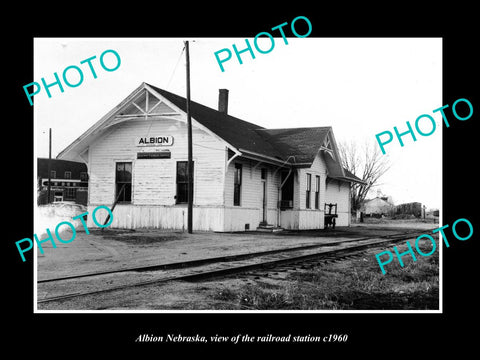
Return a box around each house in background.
[57,82,364,231]
[37,158,88,205]
[363,194,395,217]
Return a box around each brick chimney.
[218,89,229,114]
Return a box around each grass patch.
[210,240,439,310]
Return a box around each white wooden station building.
[58,82,363,232]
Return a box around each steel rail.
[37,230,428,304]
[38,229,427,284]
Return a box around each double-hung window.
[115,162,132,203]
[306,173,311,209]
[234,163,242,206]
[315,175,320,209]
[176,161,194,204]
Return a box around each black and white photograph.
[33,37,442,312]
[6,8,478,355]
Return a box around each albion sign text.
[136,136,174,146]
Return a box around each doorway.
[261,168,267,224]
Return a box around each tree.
[338,140,391,213]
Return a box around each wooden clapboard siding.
[192,131,225,206]
[88,117,225,210]
[223,207,261,231]
[224,159,254,208]
[297,152,328,211]
[325,179,351,226]
[266,167,281,226]
[280,210,299,229]
[298,209,323,229]
[86,204,224,231]
[133,159,174,205]
[241,161,262,208]
[281,209,323,230]
[266,209,278,226]
[278,152,328,229]
[224,159,281,227]
[266,167,280,209]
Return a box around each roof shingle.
[148,84,285,160]
[148,84,333,165]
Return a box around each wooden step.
[256,224,284,233]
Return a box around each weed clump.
[210,249,439,310]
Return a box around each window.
[50,170,56,179]
[115,162,132,203]
[80,172,88,181]
[315,175,320,209]
[234,163,242,206]
[64,171,71,179]
[176,161,194,204]
[280,171,294,209]
[64,187,76,200]
[261,168,267,180]
[306,173,311,209]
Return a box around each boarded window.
[176,161,194,204]
[115,162,132,203]
[306,173,311,209]
[234,163,242,206]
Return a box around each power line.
[165,44,186,90]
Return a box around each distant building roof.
[37,158,87,179]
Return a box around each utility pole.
[185,41,193,234]
[47,128,52,204]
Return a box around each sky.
[34,37,442,210]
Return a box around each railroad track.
[37,229,430,305]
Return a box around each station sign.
[137,151,171,159]
[135,136,174,147]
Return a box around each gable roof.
[365,197,394,206]
[58,82,364,183]
[329,167,366,185]
[254,127,331,164]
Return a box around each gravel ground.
[36,220,436,311]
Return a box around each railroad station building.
[58,82,363,231]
